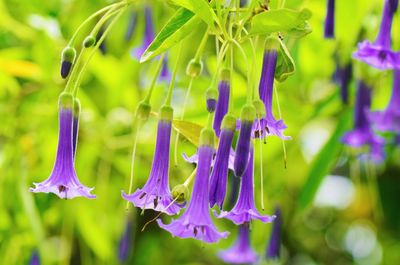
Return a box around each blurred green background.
[1,0,400,264]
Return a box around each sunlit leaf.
[172,120,203,147]
[275,39,295,82]
[169,0,217,30]
[250,8,312,35]
[0,59,41,79]
[298,110,351,210]
[141,8,202,62]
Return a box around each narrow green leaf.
[298,110,352,210]
[173,120,203,147]
[275,38,295,82]
[169,0,217,30]
[140,8,202,62]
[250,8,312,35]
[287,21,312,38]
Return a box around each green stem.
[230,39,252,103]
[125,125,139,211]
[73,7,128,97]
[143,53,166,104]
[165,43,183,106]
[183,169,197,187]
[194,28,209,61]
[228,45,234,113]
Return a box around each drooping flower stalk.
[253,37,290,140]
[369,69,400,132]
[218,224,258,264]
[158,127,229,243]
[342,80,385,161]
[324,0,335,38]
[353,0,400,69]
[266,207,282,260]
[30,93,96,199]
[209,114,236,209]
[122,106,182,215]
[218,146,275,224]
[213,69,231,136]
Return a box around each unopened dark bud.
[186,59,203,78]
[172,184,189,204]
[60,47,76,79]
[206,89,218,113]
[83,36,96,48]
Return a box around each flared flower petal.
[30,94,96,199]
[122,114,182,215]
[158,142,229,243]
[218,224,258,264]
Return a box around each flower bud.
[221,114,236,131]
[60,46,76,79]
[240,104,256,122]
[83,36,96,48]
[186,59,203,78]
[206,89,218,113]
[160,105,173,121]
[171,184,189,204]
[253,99,266,117]
[199,127,215,147]
[136,102,151,122]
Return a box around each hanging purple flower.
[213,69,231,136]
[29,250,40,265]
[369,69,400,132]
[353,0,400,69]
[125,11,137,41]
[96,27,107,55]
[217,147,275,224]
[234,105,256,177]
[30,94,96,199]
[324,0,335,38]
[118,218,134,262]
[218,224,258,264]
[122,106,181,215]
[159,56,171,82]
[342,80,385,159]
[253,37,290,140]
[157,128,229,243]
[333,62,353,104]
[209,115,236,209]
[266,207,282,260]
[131,6,154,59]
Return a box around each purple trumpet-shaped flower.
[30,94,96,199]
[218,224,258,264]
[342,80,385,159]
[353,0,400,69]
[29,250,40,265]
[125,11,137,41]
[217,147,275,224]
[122,106,181,215]
[209,115,236,209]
[369,69,400,132]
[266,207,282,260]
[234,119,253,177]
[158,128,229,243]
[253,38,290,140]
[324,0,335,38]
[118,218,134,262]
[213,70,231,136]
[131,6,154,59]
[159,56,171,82]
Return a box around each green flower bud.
[219,68,230,82]
[264,36,281,52]
[171,184,189,204]
[221,114,237,131]
[253,99,266,117]
[160,105,174,121]
[73,98,81,117]
[62,46,76,62]
[186,59,203,78]
[205,88,218,113]
[136,102,151,121]
[58,92,74,109]
[199,127,215,147]
[240,104,256,122]
[83,36,96,48]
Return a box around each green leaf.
[169,0,217,30]
[140,8,202,62]
[287,21,312,38]
[298,110,352,210]
[173,120,203,147]
[250,8,312,35]
[275,38,295,82]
